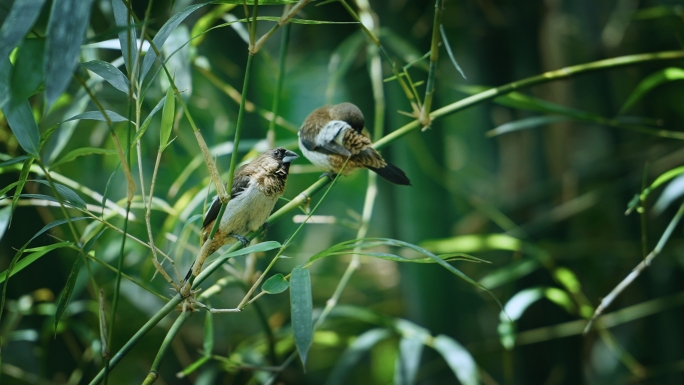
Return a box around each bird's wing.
[304,120,352,157]
[202,166,252,229]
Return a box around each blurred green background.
[2,0,684,384]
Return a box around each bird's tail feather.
[368,163,411,185]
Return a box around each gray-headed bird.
[200,148,299,255]
[298,102,411,185]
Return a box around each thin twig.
[584,200,684,334]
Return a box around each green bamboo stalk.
[419,0,443,127]
[142,311,190,385]
[374,50,684,149]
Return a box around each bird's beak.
[283,150,299,163]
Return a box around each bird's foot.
[230,234,250,247]
[319,172,337,180]
[261,222,270,236]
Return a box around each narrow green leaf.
[433,335,479,385]
[486,115,571,137]
[131,94,166,149]
[11,38,46,101]
[0,156,29,168]
[203,309,214,355]
[44,0,95,107]
[0,59,40,156]
[54,254,84,331]
[31,180,88,210]
[440,25,466,79]
[0,241,72,328]
[544,287,576,314]
[49,147,118,170]
[214,0,298,3]
[11,157,36,221]
[0,0,47,62]
[81,60,130,93]
[394,334,424,385]
[140,2,210,81]
[262,273,289,294]
[15,193,84,210]
[478,259,540,289]
[457,84,601,121]
[65,110,130,123]
[111,0,138,74]
[290,265,313,368]
[325,328,392,385]
[246,16,358,24]
[422,234,523,254]
[160,86,175,150]
[497,287,545,350]
[619,67,684,114]
[1,241,72,290]
[54,227,104,331]
[206,241,282,267]
[0,206,11,241]
[0,182,21,198]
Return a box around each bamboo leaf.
[440,25,466,79]
[249,16,358,24]
[394,334,424,385]
[497,287,545,350]
[262,273,289,294]
[619,67,684,114]
[290,265,313,368]
[214,0,298,4]
[0,59,40,156]
[140,2,210,81]
[0,156,30,168]
[49,147,118,170]
[11,157,36,220]
[160,86,175,150]
[44,0,95,107]
[325,328,392,385]
[65,110,130,123]
[0,241,73,327]
[31,180,88,210]
[54,254,84,331]
[132,94,166,149]
[111,0,138,74]
[0,0,47,62]
[81,60,130,93]
[0,206,11,242]
[486,115,571,137]
[54,228,105,331]
[457,84,601,121]
[433,335,479,385]
[11,38,46,101]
